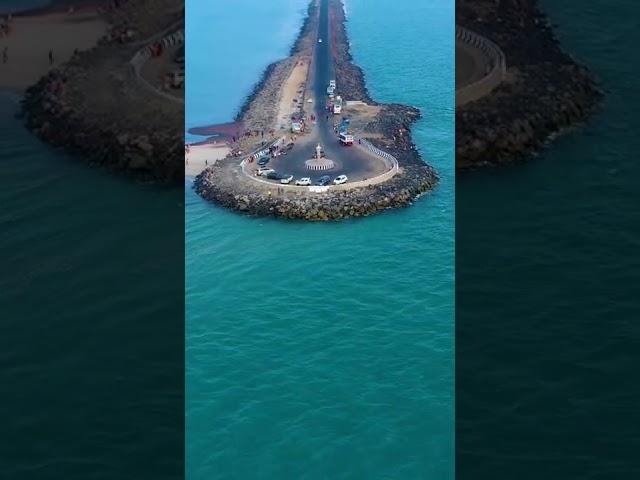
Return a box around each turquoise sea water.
[457,1,640,477]
[0,91,184,478]
[186,0,454,478]
[186,0,310,143]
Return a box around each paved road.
[456,41,487,89]
[269,0,385,183]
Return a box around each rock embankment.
[194,161,436,221]
[456,0,602,169]
[20,0,184,183]
[327,0,431,176]
[193,0,438,221]
[329,0,374,105]
[233,1,318,134]
[235,58,297,135]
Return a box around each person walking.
[48,49,54,65]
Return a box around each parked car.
[280,175,294,184]
[266,171,287,180]
[295,177,311,186]
[257,168,274,176]
[333,175,348,185]
[316,175,331,186]
[257,156,270,166]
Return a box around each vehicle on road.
[333,175,348,185]
[329,79,336,88]
[339,132,354,146]
[333,96,342,114]
[338,118,350,133]
[257,168,274,176]
[317,175,331,186]
[318,38,323,43]
[295,177,311,186]
[257,156,270,166]
[266,171,288,181]
[280,175,294,184]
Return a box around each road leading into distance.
[269,0,387,182]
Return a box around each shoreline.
[184,143,230,177]
[0,9,107,92]
[193,0,438,221]
[19,0,184,183]
[455,0,602,170]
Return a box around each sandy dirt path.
[0,11,106,92]
[275,56,309,131]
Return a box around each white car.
[280,175,294,184]
[318,38,323,43]
[333,175,348,185]
[295,177,311,186]
[257,168,274,176]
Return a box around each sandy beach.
[0,10,106,92]
[185,143,231,177]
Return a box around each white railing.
[357,138,398,170]
[129,29,184,103]
[455,25,507,107]
[239,137,399,192]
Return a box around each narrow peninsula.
[192,0,438,221]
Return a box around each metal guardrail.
[129,29,184,104]
[455,25,507,107]
[239,136,399,192]
[358,138,398,169]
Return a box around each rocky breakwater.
[194,159,436,221]
[194,0,438,220]
[22,68,182,182]
[193,99,437,221]
[456,0,603,169]
[329,0,374,105]
[21,1,184,183]
[327,0,435,175]
[233,1,317,140]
